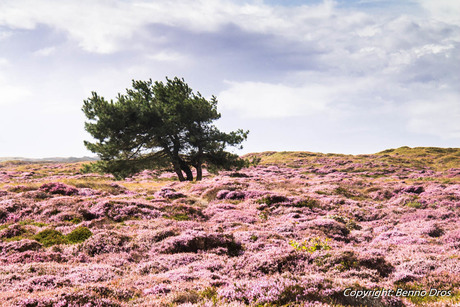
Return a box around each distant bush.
[159,230,242,256]
[34,229,67,247]
[66,226,93,244]
[257,195,289,206]
[81,231,131,256]
[405,201,423,209]
[40,182,78,196]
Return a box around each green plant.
[405,201,423,209]
[34,229,67,247]
[71,217,82,224]
[171,290,200,304]
[289,237,331,253]
[259,210,269,221]
[169,213,190,221]
[293,198,319,208]
[82,77,248,181]
[18,220,48,227]
[256,195,288,206]
[199,287,218,304]
[66,226,93,244]
[0,223,11,231]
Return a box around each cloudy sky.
[0,0,459,158]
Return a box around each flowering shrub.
[81,231,131,256]
[218,275,337,305]
[159,230,242,256]
[0,149,459,306]
[39,182,78,196]
[290,237,331,253]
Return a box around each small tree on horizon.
[82,77,248,181]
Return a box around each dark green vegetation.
[32,227,93,247]
[82,77,248,181]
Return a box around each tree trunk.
[194,148,204,181]
[195,163,203,181]
[180,161,193,181]
[172,161,185,181]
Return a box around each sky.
[0,0,459,158]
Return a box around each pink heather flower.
[40,182,78,196]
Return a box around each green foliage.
[82,77,248,181]
[259,210,269,221]
[71,217,82,224]
[326,214,361,230]
[169,213,190,221]
[66,226,93,244]
[292,198,319,208]
[171,290,200,304]
[0,223,11,230]
[34,229,67,247]
[289,237,331,253]
[405,201,423,209]
[33,227,93,246]
[199,287,219,304]
[18,219,48,227]
[256,195,288,206]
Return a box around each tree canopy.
[82,77,249,181]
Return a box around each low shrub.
[33,229,67,247]
[39,182,78,196]
[290,237,331,253]
[257,195,289,206]
[66,226,93,244]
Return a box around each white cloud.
[0,81,31,106]
[0,30,12,40]
[417,0,460,25]
[33,46,56,57]
[218,81,330,118]
[0,58,8,66]
[147,51,187,62]
[0,0,351,54]
[0,0,458,156]
[406,95,460,138]
[0,59,31,106]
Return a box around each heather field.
[0,147,459,307]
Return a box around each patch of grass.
[199,287,218,304]
[171,290,200,305]
[34,229,67,247]
[66,226,93,244]
[326,215,361,230]
[162,204,205,221]
[259,210,269,221]
[3,235,27,242]
[293,198,319,208]
[256,195,288,206]
[168,213,190,221]
[60,178,123,194]
[18,220,48,227]
[71,217,82,224]
[33,226,93,246]
[405,201,423,209]
[0,223,11,231]
[7,184,40,193]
